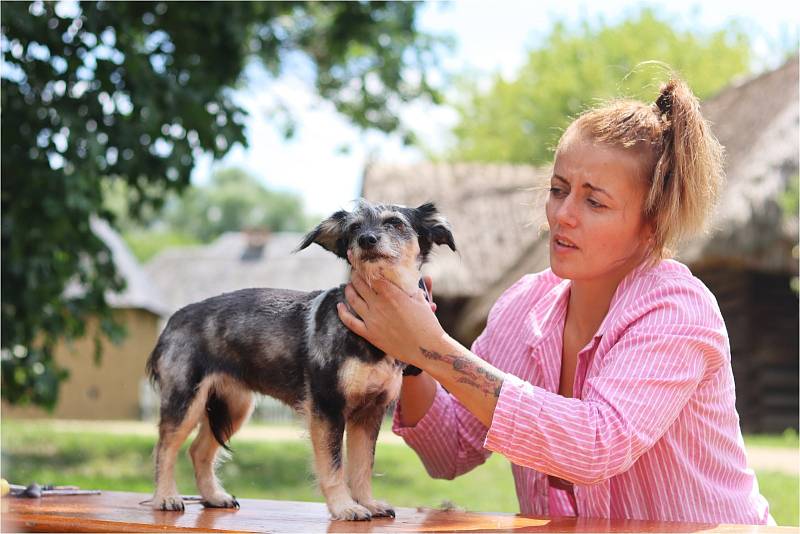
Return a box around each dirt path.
[37,420,800,475]
[42,419,406,444]
[745,447,799,475]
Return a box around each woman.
[337,78,773,525]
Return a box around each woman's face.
[546,133,652,285]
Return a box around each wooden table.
[1,491,793,533]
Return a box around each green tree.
[1,1,444,408]
[167,167,307,241]
[107,170,312,261]
[115,168,311,262]
[446,8,752,165]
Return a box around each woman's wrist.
[414,334,505,428]
[398,371,437,427]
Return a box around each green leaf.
[444,7,753,165]
[2,0,443,408]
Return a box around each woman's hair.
[555,77,724,261]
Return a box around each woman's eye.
[549,187,567,197]
[587,198,605,209]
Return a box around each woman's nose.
[554,194,578,227]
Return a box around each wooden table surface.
[1,491,794,533]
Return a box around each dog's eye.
[383,217,404,228]
[348,222,362,234]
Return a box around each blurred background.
[1,0,798,526]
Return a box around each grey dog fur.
[146,200,455,520]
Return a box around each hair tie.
[656,91,673,117]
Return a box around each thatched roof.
[145,231,349,316]
[361,163,550,298]
[361,57,799,340]
[63,218,168,317]
[678,56,799,272]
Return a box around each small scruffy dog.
[146,200,455,520]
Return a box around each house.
[361,57,799,432]
[2,218,168,420]
[144,230,349,317]
[679,57,799,432]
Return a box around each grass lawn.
[1,419,797,526]
[0,419,517,513]
[743,428,798,449]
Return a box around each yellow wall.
[2,309,161,420]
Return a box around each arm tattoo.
[457,377,482,389]
[420,347,504,398]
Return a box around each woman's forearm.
[414,333,505,428]
[398,372,438,427]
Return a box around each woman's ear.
[639,220,657,257]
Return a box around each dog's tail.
[145,336,165,385]
[206,388,233,452]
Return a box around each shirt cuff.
[393,381,450,441]
[484,373,545,456]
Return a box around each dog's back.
[147,287,322,410]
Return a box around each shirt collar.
[523,260,656,348]
[592,259,656,338]
[523,274,570,348]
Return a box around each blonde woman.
[337,78,774,525]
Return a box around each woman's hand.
[339,271,505,427]
[337,272,445,367]
[422,275,437,313]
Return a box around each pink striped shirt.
[393,259,773,525]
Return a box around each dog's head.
[297,200,455,286]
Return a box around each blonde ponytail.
[647,79,724,257]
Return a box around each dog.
[146,200,455,520]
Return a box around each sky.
[191,0,799,218]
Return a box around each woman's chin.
[549,258,578,280]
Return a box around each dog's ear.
[411,202,456,254]
[295,210,350,260]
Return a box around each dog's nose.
[358,233,379,249]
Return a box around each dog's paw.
[329,500,373,521]
[153,494,185,512]
[361,499,395,518]
[202,492,240,509]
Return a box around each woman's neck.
[566,262,642,341]
[566,280,617,341]
[565,247,655,340]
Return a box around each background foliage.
[445,8,752,164]
[1,0,443,408]
[105,167,312,262]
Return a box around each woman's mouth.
[553,235,579,250]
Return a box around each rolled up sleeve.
[393,381,493,480]
[392,314,504,480]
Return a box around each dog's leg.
[190,386,253,509]
[152,384,208,511]
[346,406,394,518]
[309,410,372,520]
